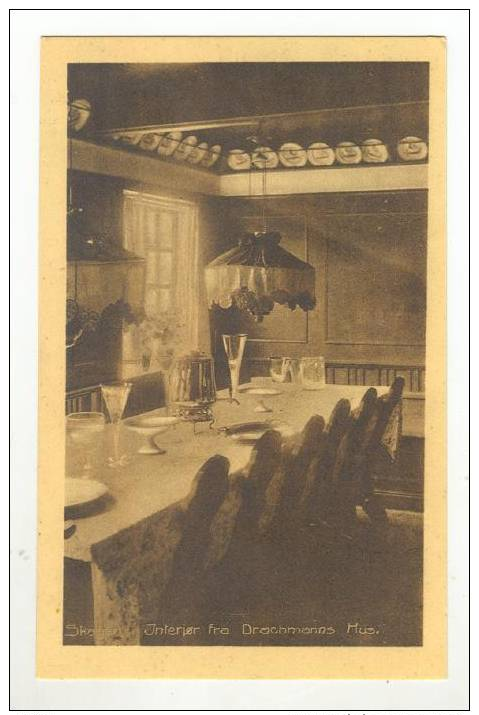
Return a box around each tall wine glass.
[66,412,105,479]
[222,334,247,401]
[101,382,132,468]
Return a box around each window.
[121,191,200,376]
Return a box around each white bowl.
[124,415,180,455]
[124,415,179,434]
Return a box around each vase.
[222,334,247,401]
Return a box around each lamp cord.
[262,161,267,233]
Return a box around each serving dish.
[123,414,180,454]
[241,387,282,396]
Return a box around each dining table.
[65,380,390,565]
[64,379,396,644]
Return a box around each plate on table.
[221,420,294,444]
[65,478,108,509]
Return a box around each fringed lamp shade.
[205,231,316,321]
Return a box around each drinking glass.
[222,334,247,401]
[285,358,302,384]
[270,357,301,384]
[66,412,105,479]
[101,382,132,468]
[299,357,326,390]
[270,357,288,383]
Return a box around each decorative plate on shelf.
[157,131,183,156]
[251,147,279,169]
[397,136,428,161]
[361,138,389,163]
[186,142,209,165]
[278,142,307,168]
[173,135,198,161]
[200,144,222,168]
[138,132,162,152]
[227,149,252,171]
[335,141,362,165]
[307,142,335,166]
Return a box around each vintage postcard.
[37,36,446,679]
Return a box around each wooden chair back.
[295,398,351,527]
[295,390,379,532]
[90,454,230,644]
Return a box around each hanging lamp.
[205,135,316,322]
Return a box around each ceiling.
[68,62,429,132]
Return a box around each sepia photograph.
[31,32,451,683]
[63,60,428,648]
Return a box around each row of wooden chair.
[90,378,405,645]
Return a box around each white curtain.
[121,190,200,376]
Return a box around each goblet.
[66,412,105,479]
[124,414,180,455]
[101,382,132,468]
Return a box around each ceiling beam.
[219,163,428,197]
[69,139,220,196]
[69,139,427,198]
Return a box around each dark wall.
[209,190,427,387]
